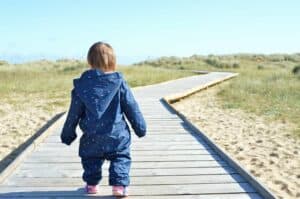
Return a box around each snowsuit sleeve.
[61,89,85,145]
[120,80,147,138]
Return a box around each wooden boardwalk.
[0,72,273,198]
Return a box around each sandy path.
[172,85,300,199]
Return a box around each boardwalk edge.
[133,70,209,91]
[162,73,277,199]
[164,72,239,103]
[0,113,66,184]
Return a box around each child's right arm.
[120,80,146,138]
[61,89,84,145]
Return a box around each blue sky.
[0,0,299,64]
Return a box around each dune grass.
[138,54,300,136]
[217,66,300,136]
[1,54,299,135]
[0,60,193,115]
[119,65,195,87]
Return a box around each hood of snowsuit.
[73,69,122,120]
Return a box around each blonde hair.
[87,42,116,71]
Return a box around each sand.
[172,86,300,199]
[0,96,66,172]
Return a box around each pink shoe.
[85,184,99,194]
[112,186,129,197]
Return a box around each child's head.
[87,42,116,72]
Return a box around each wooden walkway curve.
[0,72,275,198]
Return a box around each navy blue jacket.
[60,69,146,147]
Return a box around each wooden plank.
[0,193,264,199]
[14,167,236,178]
[0,183,256,195]
[58,129,191,136]
[23,154,222,163]
[29,149,217,157]
[44,136,201,143]
[50,131,191,135]
[5,174,246,186]
[41,140,210,146]
[19,160,228,170]
[40,141,208,146]
[36,144,211,151]
[44,138,203,144]
[49,130,196,138]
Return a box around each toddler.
[60,42,146,197]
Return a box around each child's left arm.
[61,89,85,145]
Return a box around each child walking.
[60,42,146,197]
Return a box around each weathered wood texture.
[0,72,270,198]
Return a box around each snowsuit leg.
[107,148,131,186]
[81,157,105,185]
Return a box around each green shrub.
[232,63,240,68]
[205,58,239,69]
[292,65,300,75]
[284,54,300,62]
[205,58,219,67]
[257,65,264,70]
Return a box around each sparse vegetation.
[0,60,194,112]
[1,53,299,137]
[136,53,300,136]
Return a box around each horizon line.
[1,51,300,65]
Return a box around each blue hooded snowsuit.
[60,68,146,186]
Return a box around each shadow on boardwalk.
[160,98,218,151]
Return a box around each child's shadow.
[0,188,128,198]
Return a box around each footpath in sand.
[173,85,300,199]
